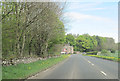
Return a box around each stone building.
[61,44,74,54]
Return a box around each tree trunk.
[20,35,26,57]
[28,36,34,55]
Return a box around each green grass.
[85,54,119,62]
[86,51,98,55]
[84,51,119,62]
[2,54,70,79]
[99,51,118,57]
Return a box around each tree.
[102,37,116,51]
[2,1,66,60]
[95,36,106,51]
[75,34,97,52]
[65,34,76,46]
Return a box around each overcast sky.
[63,2,118,43]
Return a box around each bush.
[101,49,108,54]
[73,52,76,54]
[111,50,115,53]
[87,51,98,55]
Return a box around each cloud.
[66,0,119,2]
[64,12,91,20]
[64,12,118,43]
[64,12,114,23]
[67,2,105,11]
[82,8,106,11]
[64,2,118,43]
[89,32,118,43]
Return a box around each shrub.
[111,50,115,53]
[73,52,76,54]
[87,51,98,55]
[101,49,108,54]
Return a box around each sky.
[63,2,118,43]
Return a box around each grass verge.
[2,54,70,79]
[84,54,119,62]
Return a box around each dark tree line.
[65,34,117,52]
[1,1,66,60]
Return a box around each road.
[28,54,118,79]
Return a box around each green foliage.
[86,51,98,55]
[65,33,116,53]
[87,53,120,62]
[75,34,97,52]
[111,49,116,53]
[48,44,64,56]
[101,49,108,54]
[65,34,76,46]
[2,2,66,60]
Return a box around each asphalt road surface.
[29,54,118,79]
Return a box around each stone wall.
[2,56,60,66]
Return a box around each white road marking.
[91,63,94,66]
[101,71,107,76]
[88,60,94,66]
[82,56,107,77]
[88,61,91,63]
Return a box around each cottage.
[61,44,74,54]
